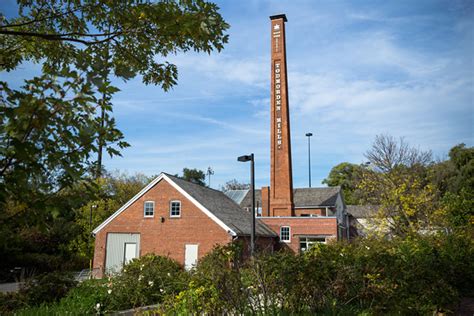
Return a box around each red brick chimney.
[261,186,270,216]
[269,14,294,217]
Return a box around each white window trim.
[144,201,155,218]
[170,200,181,218]
[280,226,291,243]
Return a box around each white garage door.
[105,233,140,274]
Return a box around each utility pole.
[206,166,214,187]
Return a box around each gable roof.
[93,173,276,238]
[229,186,342,209]
[346,205,379,218]
[164,174,276,237]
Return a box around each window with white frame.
[170,200,181,217]
[144,201,154,217]
[299,236,326,252]
[280,226,290,242]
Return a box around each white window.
[280,226,290,242]
[144,201,154,217]
[170,200,181,217]
[299,237,326,252]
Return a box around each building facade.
[226,14,350,249]
[92,14,351,276]
[92,173,276,277]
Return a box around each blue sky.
[2,0,473,189]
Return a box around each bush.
[106,254,188,311]
[0,291,27,314]
[18,271,77,307]
[161,231,473,315]
[165,242,246,315]
[9,232,474,315]
[14,279,108,316]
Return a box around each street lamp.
[89,204,97,278]
[237,153,255,257]
[305,132,313,188]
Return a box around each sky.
[2,0,473,189]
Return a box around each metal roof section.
[224,189,250,204]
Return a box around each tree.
[365,134,432,173]
[0,1,228,278]
[430,144,474,228]
[220,179,250,192]
[69,172,152,261]
[358,135,438,237]
[0,1,229,83]
[322,162,365,205]
[180,168,206,186]
[0,0,229,204]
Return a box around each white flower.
[160,288,164,293]
[148,281,154,286]
[340,253,344,257]
[95,303,101,311]
[107,289,112,294]
[167,272,171,277]
[365,246,370,250]
[138,275,143,281]
[123,269,127,272]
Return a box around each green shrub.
[107,254,188,311]
[10,231,474,315]
[19,272,77,307]
[0,291,28,314]
[161,231,473,315]
[15,279,109,315]
[52,278,109,315]
[164,242,246,315]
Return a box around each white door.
[124,242,137,265]
[184,244,199,270]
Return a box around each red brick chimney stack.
[268,14,294,217]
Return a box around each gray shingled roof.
[230,187,341,209]
[165,174,276,237]
[346,205,379,218]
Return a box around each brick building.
[226,186,348,252]
[92,173,276,276]
[92,13,350,276]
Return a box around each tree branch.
[0,30,123,46]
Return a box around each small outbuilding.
[92,173,276,277]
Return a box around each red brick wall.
[294,208,326,216]
[93,179,232,277]
[236,236,276,259]
[260,217,337,253]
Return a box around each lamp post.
[89,204,97,278]
[237,153,255,257]
[305,132,313,187]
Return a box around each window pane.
[170,201,181,216]
[280,226,290,242]
[144,202,154,216]
[299,237,326,252]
